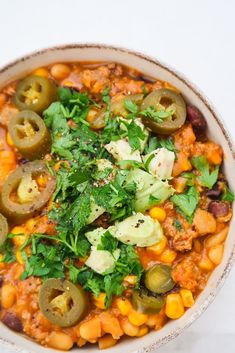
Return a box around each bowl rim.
[0,43,235,353]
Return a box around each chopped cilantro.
[171,186,199,218]
[191,156,219,189]
[20,237,67,280]
[140,106,174,123]
[97,231,118,252]
[144,135,177,154]
[181,172,196,186]
[124,99,138,115]
[0,238,15,263]
[222,185,234,202]
[174,219,182,231]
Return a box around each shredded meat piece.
[163,216,197,252]
[172,253,209,292]
[0,104,19,126]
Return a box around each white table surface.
[1,0,235,352]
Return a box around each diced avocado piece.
[114,213,163,247]
[85,246,120,275]
[125,168,174,212]
[85,226,117,246]
[119,117,149,152]
[105,139,142,162]
[143,148,175,179]
[87,197,105,225]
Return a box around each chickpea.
[120,318,139,337]
[50,64,71,80]
[1,283,17,309]
[47,332,73,351]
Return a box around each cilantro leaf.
[21,238,67,280]
[97,231,118,252]
[124,119,146,151]
[191,156,219,189]
[222,185,234,202]
[0,238,15,263]
[124,99,138,114]
[140,106,174,123]
[171,186,199,218]
[144,135,177,154]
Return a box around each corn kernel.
[36,174,48,188]
[6,132,14,147]
[116,298,132,316]
[124,275,137,286]
[180,289,195,308]
[93,292,106,310]
[128,309,148,326]
[147,236,167,255]
[16,249,24,265]
[11,226,25,235]
[33,67,49,77]
[149,207,166,222]
[137,325,149,337]
[165,293,185,319]
[63,80,74,87]
[160,248,177,263]
[11,227,28,247]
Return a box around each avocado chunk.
[114,213,163,247]
[143,148,175,180]
[87,198,105,224]
[125,168,174,212]
[105,139,142,162]
[85,246,120,275]
[85,226,117,246]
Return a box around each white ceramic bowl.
[0,44,234,353]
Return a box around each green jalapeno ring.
[140,89,186,134]
[132,289,165,314]
[144,264,175,294]
[8,111,51,160]
[39,278,89,327]
[0,213,8,245]
[13,75,58,114]
[0,161,56,225]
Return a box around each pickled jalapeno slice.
[140,89,186,134]
[13,75,57,113]
[0,161,56,224]
[8,111,51,160]
[39,279,89,327]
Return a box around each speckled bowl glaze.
[0,44,234,353]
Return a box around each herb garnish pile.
[3,86,233,308]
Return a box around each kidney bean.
[2,312,23,332]
[206,185,222,199]
[208,201,229,217]
[187,106,207,132]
